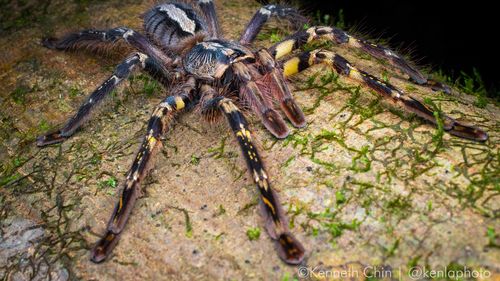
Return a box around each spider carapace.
[36,0,488,265]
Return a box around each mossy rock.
[0,0,498,280]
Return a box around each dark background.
[259,0,498,99]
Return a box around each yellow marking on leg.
[147,135,157,147]
[283,57,301,77]
[118,197,123,213]
[174,97,185,110]
[259,179,269,191]
[262,196,276,215]
[105,233,115,241]
[274,39,296,59]
[348,67,364,81]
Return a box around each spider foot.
[41,37,59,49]
[262,109,290,139]
[36,130,67,147]
[448,120,488,142]
[426,79,452,94]
[276,232,305,265]
[281,98,306,128]
[90,230,120,263]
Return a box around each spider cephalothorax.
[37,0,488,266]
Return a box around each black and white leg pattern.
[281,49,488,141]
[91,78,196,263]
[201,93,305,264]
[43,27,173,69]
[37,52,156,146]
[270,26,447,89]
[239,4,307,45]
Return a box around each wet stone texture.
[0,0,499,280]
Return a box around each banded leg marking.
[36,52,154,146]
[270,26,432,86]
[43,27,172,70]
[282,50,488,142]
[91,91,193,263]
[216,98,305,265]
[239,4,307,45]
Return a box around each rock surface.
[0,0,499,280]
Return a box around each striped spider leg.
[240,4,308,45]
[269,25,452,92]
[278,49,488,141]
[92,78,196,262]
[36,52,167,146]
[43,27,173,72]
[200,84,305,264]
[195,0,221,38]
[239,4,449,92]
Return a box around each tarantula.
[37,0,488,265]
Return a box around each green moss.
[208,137,227,159]
[190,154,200,166]
[384,195,412,218]
[10,86,31,105]
[98,176,117,192]
[486,226,499,248]
[423,98,445,151]
[214,204,226,217]
[335,190,346,205]
[323,219,360,240]
[281,272,299,281]
[256,27,286,44]
[350,145,372,172]
[246,227,261,241]
[129,74,161,97]
[168,206,193,238]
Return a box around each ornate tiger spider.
[37,0,488,265]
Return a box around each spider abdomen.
[144,2,206,48]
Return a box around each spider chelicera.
[36,0,488,265]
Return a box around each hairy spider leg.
[43,27,173,71]
[255,49,306,128]
[91,80,196,263]
[239,4,307,45]
[282,50,488,141]
[232,62,290,139]
[269,26,451,93]
[269,26,425,83]
[37,52,160,146]
[194,0,221,38]
[201,94,305,264]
